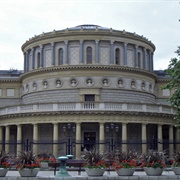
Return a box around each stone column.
[0,126,3,150]
[75,122,81,159]
[64,40,68,64]
[53,123,58,157]
[23,52,26,73]
[110,40,114,64]
[158,124,163,151]
[122,123,127,152]
[143,48,146,69]
[99,123,105,153]
[51,42,55,66]
[123,43,127,66]
[32,48,35,69]
[5,125,10,153]
[135,45,138,67]
[176,127,180,150]
[40,45,43,68]
[79,40,84,64]
[17,124,22,154]
[95,39,99,64]
[26,51,29,72]
[151,53,154,72]
[33,124,38,154]
[169,125,174,157]
[142,124,147,153]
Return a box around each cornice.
[0,110,174,119]
[22,29,155,51]
[20,65,158,81]
[0,78,21,83]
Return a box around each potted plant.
[81,148,108,176]
[38,152,56,169]
[16,151,40,177]
[0,150,11,177]
[111,149,137,176]
[140,149,166,176]
[171,151,180,175]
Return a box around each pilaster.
[17,124,22,154]
[122,123,127,152]
[53,123,58,157]
[99,123,105,153]
[75,122,81,159]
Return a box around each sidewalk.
[3,170,180,180]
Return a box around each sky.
[0,0,179,71]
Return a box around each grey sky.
[0,0,179,70]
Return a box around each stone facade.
[0,25,177,159]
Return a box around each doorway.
[84,132,96,150]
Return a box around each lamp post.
[106,123,119,151]
[63,122,76,155]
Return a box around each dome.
[68,24,109,30]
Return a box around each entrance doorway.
[84,132,96,150]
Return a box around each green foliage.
[162,46,180,126]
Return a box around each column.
[169,125,174,157]
[149,52,151,71]
[135,45,138,67]
[33,124,38,154]
[122,123,127,152]
[5,125,10,153]
[51,42,55,66]
[75,122,81,159]
[32,48,35,69]
[143,48,146,69]
[17,124,22,154]
[176,127,180,151]
[26,51,29,72]
[53,123,58,157]
[0,127,3,150]
[79,40,84,64]
[123,43,127,66]
[99,123,105,153]
[158,124,163,151]
[142,124,147,153]
[64,40,68,64]
[95,40,99,64]
[110,40,114,64]
[151,52,154,72]
[40,45,43,68]
[23,52,26,73]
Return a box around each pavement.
[3,169,180,180]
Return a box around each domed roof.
[68,24,109,30]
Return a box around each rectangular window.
[7,88,15,97]
[85,95,95,102]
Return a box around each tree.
[162,46,180,126]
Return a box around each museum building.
[0,25,177,159]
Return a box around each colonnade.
[23,40,154,73]
[0,122,177,159]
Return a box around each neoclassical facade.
[0,25,177,159]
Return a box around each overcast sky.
[0,0,179,70]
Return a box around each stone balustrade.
[0,102,175,116]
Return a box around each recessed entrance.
[84,132,96,150]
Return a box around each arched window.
[115,48,120,65]
[86,47,92,64]
[58,48,63,65]
[37,52,40,68]
[138,52,141,68]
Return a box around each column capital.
[110,40,114,45]
[31,47,34,51]
[79,40,84,44]
[95,39,99,44]
[124,43,127,46]
[51,42,55,46]
[64,40,68,44]
[39,45,43,49]
[135,45,138,49]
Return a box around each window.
[7,89,15,97]
[86,47,92,64]
[37,52,40,68]
[115,48,120,65]
[85,95,95,102]
[58,48,63,65]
